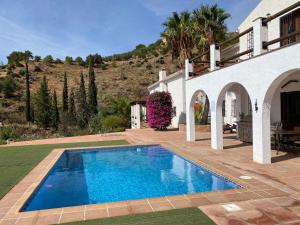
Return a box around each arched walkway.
[186,90,211,142]
[259,69,300,163]
[212,82,253,150]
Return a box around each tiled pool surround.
[0,142,290,224]
[21,145,241,211]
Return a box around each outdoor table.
[273,130,300,152]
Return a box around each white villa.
[131,0,300,164]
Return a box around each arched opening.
[215,82,253,150]
[263,69,300,163]
[187,90,211,142]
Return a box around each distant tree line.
[6,51,103,68]
[103,40,162,61]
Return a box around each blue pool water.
[21,145,240,211]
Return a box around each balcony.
[186,2,300,79]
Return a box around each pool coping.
[0,142,289,224]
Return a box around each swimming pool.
[21,145,240,211]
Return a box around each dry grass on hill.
[0,54,179,115]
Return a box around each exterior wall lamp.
[255,99,259,112]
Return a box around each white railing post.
[210,44,220,71]
[253,17,268,56]
[185,59,193,80]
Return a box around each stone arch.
[212,82,253,150]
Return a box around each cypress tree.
[35,76,50,128]
[25,62,31,122]
[50,90,60,130]
[77,73,89,128]
[30,102,35,122]
[88,62,98,115]
[68,88,77,125]
[62,72,68,112]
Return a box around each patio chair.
[223,123,236,134]
[271,122,282,151]
[294,126,300,138]
[291,127,300,149]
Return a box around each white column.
[136,104,141,129]
[185,59,193,80]
[186,102,195,142]
[210,44,220,71]
[235,91,242,122]
[253,17,268,56]
[211,100,223,150]
[252,100,271,164]
[131,105,134,129]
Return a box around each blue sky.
[0,0,260,63]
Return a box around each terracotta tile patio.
[0,128,300,224]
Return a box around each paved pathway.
[125,129,300,225]
[0,128,300,225]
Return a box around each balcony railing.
[217,28,253,67]
[186,2,300,80]
[189,50,210,77]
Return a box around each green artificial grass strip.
[0,140,128,199]
[63,208,215,225]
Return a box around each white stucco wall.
[239,0,299,57]
[166,75,186,127]
[186,42,300,164]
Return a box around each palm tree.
[191,4,230,124]
[192,4,230,51]
[161,11,193,68]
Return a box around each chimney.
[159,69,166,81]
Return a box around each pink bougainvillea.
[146,92,173,130]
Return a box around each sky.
[0,0,261,63]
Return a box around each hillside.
[0,53,179,117]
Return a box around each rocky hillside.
[0,53,179,117]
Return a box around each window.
[280,8,300,46]
[247,30,254,57]
[172,107,176,117]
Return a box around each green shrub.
[34,56,41,62]
[54,58,63,64]
[89,113,102,133]
[0,75,18,97]
[19,69,26,76]
[43,55,54,63]
[146,64,152,69]
[101,64,108,70]
[33,66,42,72]
[86,54,102,66]
[75,57,85,66]
[7,50,32,67]
[0,126,20,140]
[101,115,126,133]
[156,57,165,64]
[65,56,73,64]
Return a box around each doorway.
[281,91,300,130]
